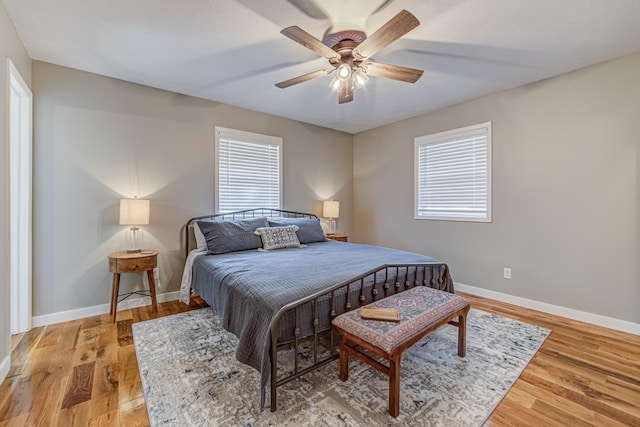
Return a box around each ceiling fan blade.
[338,78,354,104]
[275,69,333,88]
[364,62,424,83]
[352,9,420,60]
[281,26,341,61]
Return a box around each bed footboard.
[267,262,453,411]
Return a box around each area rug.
[132,308,549,426]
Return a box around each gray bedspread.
[191,240,452,394]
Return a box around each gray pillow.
[268,217,327,244]
[197,217,269,254]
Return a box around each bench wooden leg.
[339,336,349,382]
[457,311,468,357]
[388,354,401,417]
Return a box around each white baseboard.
[455,282,640,336]
[0,354,9,383]
[31,291,181,327]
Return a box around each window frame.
[414,121,492,223]
[214,126,283,213]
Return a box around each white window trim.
[414,121,492,223]
[214,126,283,213]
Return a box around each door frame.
[7,59,33,334]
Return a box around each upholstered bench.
[332,286,470,417]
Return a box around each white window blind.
[414,122,491,222]
[215,127,282,213]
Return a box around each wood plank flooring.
[1,293,638,426]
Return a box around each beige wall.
[1,2,32,375]
[354,52,640,324]
[32,61,353,317]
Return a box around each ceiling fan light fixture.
[336,63,352,80]
[275,10,423,104]
[330,76,342,91]
[353,67,368,88]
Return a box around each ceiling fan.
[275,9,424,104]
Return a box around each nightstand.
[108,250,158,322]
[327,233,348,242]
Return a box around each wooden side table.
[108,250,158,322]
[327,233,348,242]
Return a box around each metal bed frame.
[184,208,453,411]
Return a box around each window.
[215,127,282,213]
[414,122,491,222]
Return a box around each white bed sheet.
[179,247,206,304]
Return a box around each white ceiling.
[5,0,640,134]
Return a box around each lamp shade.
[119,198,150,226]
[323,200,340,219]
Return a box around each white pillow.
[192,222,207,251]
[254,225,306,251]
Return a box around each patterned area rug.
[133,308,549,426]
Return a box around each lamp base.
[326,218,336,234]
[125,227,144,254]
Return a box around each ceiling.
[4,0,640,134]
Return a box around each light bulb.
[336,63,352,80]
[354,68,368,88]
[330,76,342,91]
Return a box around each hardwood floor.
[1,293,638,426]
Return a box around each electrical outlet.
[503,268,512,279]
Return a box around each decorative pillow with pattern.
[254,225,306,251]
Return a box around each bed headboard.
[185,208,318,256]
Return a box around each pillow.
[197,217,269,254]
[268,217,327,244]
[191,222,207,251]
[254,225,306,251]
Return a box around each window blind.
[216,127,282,213]
[415,122,491,222]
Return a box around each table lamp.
[119,196,150,253]
[323,200,339,234]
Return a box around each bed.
[181,208,454,411]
